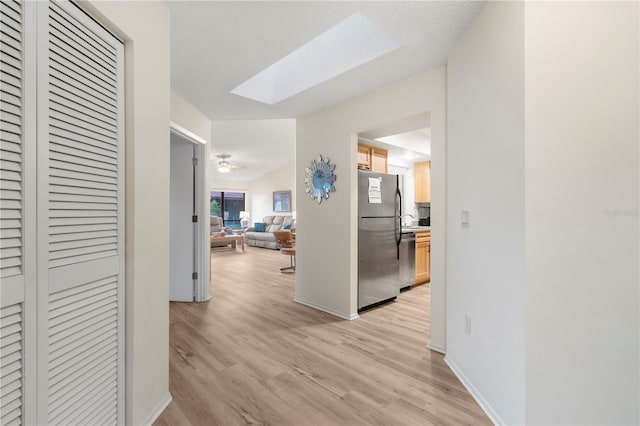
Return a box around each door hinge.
[192,272,198,280]
[192,157,198,166]
[192,215,198,223]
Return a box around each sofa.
[210,216,235,248]
[245,215,295,249]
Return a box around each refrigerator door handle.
[395,186,402,260]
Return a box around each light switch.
[461,210,470,226]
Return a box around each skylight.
[230,13,402,105]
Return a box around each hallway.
[155,247,489,425]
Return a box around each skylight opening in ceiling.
[230,12,402,105]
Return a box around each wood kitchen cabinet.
[414,161,431,203]
[357,144,371,170]
[357,143,387,173]
[415,231,430,285]
[370,147,387,173]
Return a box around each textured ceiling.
[168,1,485,121]
[209,119,296,181]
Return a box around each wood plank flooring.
[155,246,490,425]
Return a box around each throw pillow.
[254,222,266,232]
[283,224,291,230]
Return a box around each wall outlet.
[464,315,471,335]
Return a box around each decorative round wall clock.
[305,155,336,204]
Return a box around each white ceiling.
[359,127,431,170]
[358,112,431,168]
[168,1,485,120]
[210,119,296,181]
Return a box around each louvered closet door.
[36,1,124,424]
[1,1,36,425]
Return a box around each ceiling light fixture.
[230,12,402,105]
[216,154,235,173]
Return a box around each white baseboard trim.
[444,356,503,426]
[141,392,172,426]
[294,297,359,320]
[197,294,212,303]
[427,341,446,354]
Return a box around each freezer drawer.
[358,217,400,310]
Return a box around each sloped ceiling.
[168,1,485,120]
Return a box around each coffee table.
[210,234,245,252]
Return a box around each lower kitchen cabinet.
[415,232,430,285]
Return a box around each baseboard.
[197,294,212,303]
[294,297,359,320]
[140,392,172,426]
[444,356,503,426]
[427,341,446,354]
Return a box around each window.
[210,191,246,229]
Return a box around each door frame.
[169,122,210,302]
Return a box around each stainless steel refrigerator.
[358,170,401,311]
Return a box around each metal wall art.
[305,155,336,204]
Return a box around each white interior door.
[1,1,124,423]
[170,140,195,301]
[35,1,124,424]
[1,1,36,424]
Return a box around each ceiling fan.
[214,154,238,173]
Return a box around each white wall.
[209,178,249,193]
[248,161,296,223]
[296,68,447,340]
[525,2,639,424]
[446,2,525,424]
[171,92,211,142]
[81,2,171,424]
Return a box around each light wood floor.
[155,246,490,426]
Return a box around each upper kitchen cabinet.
[357,143,388,173]
[357,144,371,170]
[370,147,388,173]
[414,161,431,202]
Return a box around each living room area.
[208,118,297,271]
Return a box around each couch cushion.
[272,216,285,225]
[263,216,275,225]
[254,222,266,232]
[281,216,293,227]
[210,216,223,233]
[267,224,282,232]
[254,232,276,242]
[246,231,276,242]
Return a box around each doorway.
[355,112,435,339]
[169,123,209,302]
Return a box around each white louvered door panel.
[1,1,35,425]
[0,0,25,300]
[0,304,23,426]
[36,1,124,424]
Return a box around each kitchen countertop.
[401,226,431,234]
